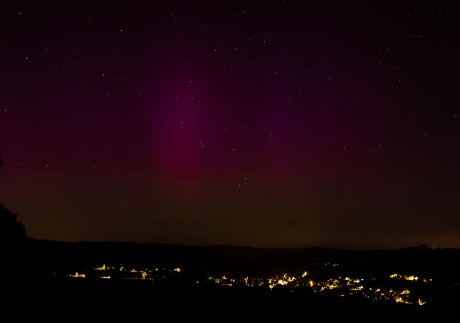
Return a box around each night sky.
[0,1,458,249]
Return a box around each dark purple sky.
[0,1,458,249]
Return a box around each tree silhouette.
[0,155,28,241]
[0,204,27,241]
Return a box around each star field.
[0,1,458,248]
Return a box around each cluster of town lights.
[68,264,429,306]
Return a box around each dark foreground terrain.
[5,279,440,322]
[2,239,459,321]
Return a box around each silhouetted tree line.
[0,204,26,241]
[0,155,30,284]
[0,155,28,241]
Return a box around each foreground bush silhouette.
[0,156,31,285]
[0,204,27,241]
[0,156,27,241]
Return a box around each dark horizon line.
[23,237,458,252]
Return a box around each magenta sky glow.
[0,1,458,249]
